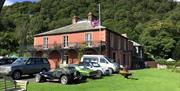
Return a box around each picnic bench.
[120,71,132,79]
[0,76,29,91]
[119,67,132,79]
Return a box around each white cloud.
[3,0,14,6]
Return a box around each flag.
[91,19,99,27]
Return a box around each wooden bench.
[119,71,132,79]
[0,76,29,91]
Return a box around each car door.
[23,58,36,74]
[99,57,109,70]
[35,58,44,72]
[27,58,41,74]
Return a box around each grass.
[28,69,180,91]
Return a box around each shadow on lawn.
[127,77,138,80]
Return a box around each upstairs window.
[124,40,127,51]
[43,36,48,49]
[63,35,68,47]
[118,38,121,49]
[110,33,114,48]
[85,33,92,47]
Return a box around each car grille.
[0,67,8,73]
[0,67,6,71]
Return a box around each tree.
[139,20,176,58]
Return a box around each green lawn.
[28,69,180,91]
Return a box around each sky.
[3,0,180,6]
[4,0,38,6]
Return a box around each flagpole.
[99,3,101,27]
[98,3,102,55]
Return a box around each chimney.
[122,34,128,38]
[88,12,95,21]
[72,15,79,24]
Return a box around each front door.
[63,55,68,64]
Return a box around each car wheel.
[60,75,69,84]
[108,68,113,75]
[95,70,102,78]
[35,74,43,83]
[12,71,21,80]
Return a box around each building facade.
[33,13,133,69]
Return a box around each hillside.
[0,0,179,59]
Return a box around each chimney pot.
[88,12,94,21]
[72,15,79,24]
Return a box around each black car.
[0,58,17,65]
[35,67,82,84]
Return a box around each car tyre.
[12,71,21,80]
[95,70,102,78]
[35,74,44,83]
[108,68,113,75]
[60,75,69,84]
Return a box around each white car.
[81,55,120,74]
[79,62,110,76]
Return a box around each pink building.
[33,13,133,69]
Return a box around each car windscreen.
[12,58,27,65]
[105,56,115,63]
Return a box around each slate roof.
[35,20,106,36]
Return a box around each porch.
[30,41,106,69]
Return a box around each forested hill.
[0,0,179,59]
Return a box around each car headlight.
[44,75,48,77]
[6,68,12,72]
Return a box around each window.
[124,40,127,51]
[43,36,48,49]
[35,58,43,64]
[123,54,126,65]
[113,52,116,61]
[83,57,98,62]
[100,58,107,63]
[121,39,124,50]
[26,59,35,65]
[85,33,92,47]
[63,35,68,47]
[43,58,48,64]
[136,47,139,53]
[118,38,121,49]
[110,33,114,48]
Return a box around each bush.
[156,58,180,73]
[175,61,180,66]
[156,59,176,65]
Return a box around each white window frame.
[63,35,68,48]
[43,36,48,49]
[85,33,92,47]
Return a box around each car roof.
[82,55,105,57]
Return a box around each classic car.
[35,67,82,84]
